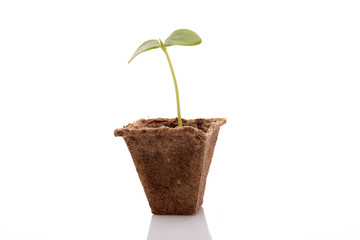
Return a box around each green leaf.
[164,29,202,47]
[128,39,161,63]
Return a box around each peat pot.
[114,118,226,215]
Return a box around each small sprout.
[128,29,202,127]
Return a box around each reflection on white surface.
[147,207,212,240]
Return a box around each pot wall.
[115,118,226,215]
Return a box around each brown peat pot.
[114,118,226,215]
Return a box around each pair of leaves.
[128,29,202,63]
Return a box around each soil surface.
[114,118,226,137]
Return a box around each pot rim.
[114,118,226,137]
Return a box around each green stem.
[160,42,182,127]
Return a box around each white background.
[1,0,360,239]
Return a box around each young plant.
[128,29,202,127]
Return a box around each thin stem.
[161,44,182,127]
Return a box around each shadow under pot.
[114,118,226,215]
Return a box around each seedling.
[128,29,202,127]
